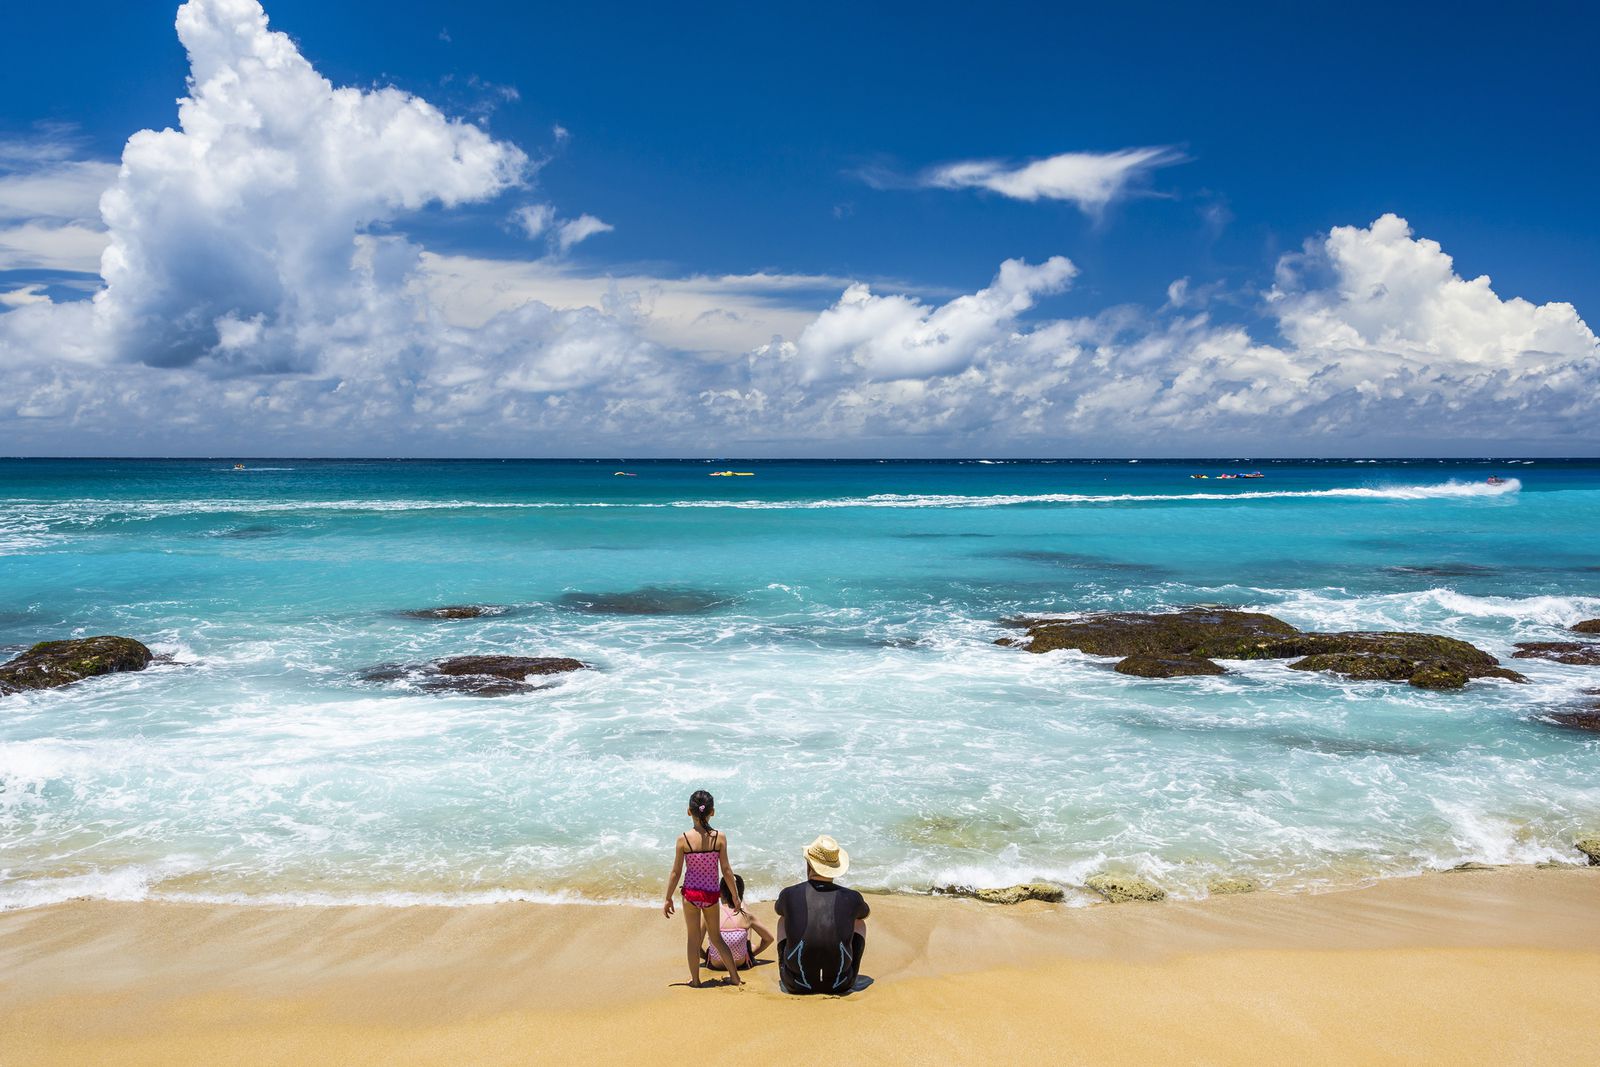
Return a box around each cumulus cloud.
[733,213,1598,449]
[876,147,1184,213]
[1,1,1594,456]
[783,256,1076,382]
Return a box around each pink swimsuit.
[718,924,751,967]
[681,831,721,909]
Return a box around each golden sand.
[2,866,1597,1065]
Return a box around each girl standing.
[662,789,745,986]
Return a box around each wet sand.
[2,866,1598,1065]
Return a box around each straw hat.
[803,835,849,878]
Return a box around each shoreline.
[4,865,1597,1064]
[5,850,1595,914]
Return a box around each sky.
[1,0,1597,457]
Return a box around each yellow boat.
[709,471,755,477]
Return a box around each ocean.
[2,457,1598,909]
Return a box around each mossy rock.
[1571,619,1600,635]
[1015,609,1300,659]
[0,636,153,696]
[1206,877,1258,895]
[1512,642,1600,666]
[1409,663,1472,690]
[1085,873,1166,903]
[1113,654,1225,678]
[1576,837,1600,866]
[936,882,1065,905]
[1288,652,1416,682]
[1009,610,1513,691]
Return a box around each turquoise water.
[2,458,1599,908]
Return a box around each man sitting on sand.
[774,835,869,995]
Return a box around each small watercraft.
[1190,474,1209,479]
[1241,472,1264,479]
[1486,475,1506,485]
[710,471,755,477]
[613,472,636,477]
[233,464,246,471]
[1216,473,1239,480]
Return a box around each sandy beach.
[3,866,1598,1065]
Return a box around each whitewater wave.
[0,478,1524,536]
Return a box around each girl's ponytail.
[688,789,715,834]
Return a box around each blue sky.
[1,0,1597,455]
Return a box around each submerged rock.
[1541,710,1600,733]
[1512,642,1600,666]
[936,882,1065,905]
[1575,838,1600,866]
[558,587,733,615]
[0,636,154,696]
[1571,619,1600,634]
[1448,862,1499,872]
[1008,609,1523,689]
[398,605,508,620]
[1114,654,1226,678]
[1084,873,1166,903]
[1206,877,1258,895]
[1383,564,1499,578]
[216,524,284,539]
[359,655,589,696]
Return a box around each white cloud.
[0,284,52,308]
[511,204,613,255]
[0,133,118,272]
[555,213,613,253]
[788,256,1076,381]
[915,147,1184,212]
[0,221,111,272]
[415,253,849,355]
[512,203,555,239]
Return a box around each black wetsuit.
[774,879,869,995]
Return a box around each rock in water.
[558,587,733,615]
[398,605,508,620]
[1512,642,1600,666]
[936,883,1065,905]
[1207,877,1258,895]
[1084,873,1167,903]
[1541,710,1600,733]
[1015,609,1300,659]
[1007,609,1524,689]
[1114,654,1226,678]
[1576,838,1600,866]
[1571,619,1600,634]
[0,636,154,696]
[359,655,589,696]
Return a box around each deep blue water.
[2,458,1598,907]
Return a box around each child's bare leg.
[683,904,704,986]
[705,903,743,984]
